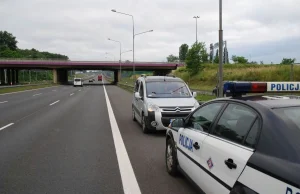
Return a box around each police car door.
[177,102,225,187]
[199,103,259,193]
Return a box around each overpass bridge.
[0,60,184,84]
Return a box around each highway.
[0,76,198,194]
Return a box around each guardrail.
[0,83,52,89]
[117,83,214,96]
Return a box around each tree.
[185,42,209,74]
[0,31,18,51]
[166,54,179,62]
[260,61,264,65]
[280,58,296,65]
[179,44,189,62]
[214,49,219,63]
[231,55,248,64]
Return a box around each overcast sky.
[1,0,299,63]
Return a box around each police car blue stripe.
[177,147,232,191]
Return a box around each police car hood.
[147,97,197,107]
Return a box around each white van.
[73,78,83,87]
[132,75,199,133]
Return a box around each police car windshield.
[273,107,300,131]
[75,79,81,81]
[146,81,191,98]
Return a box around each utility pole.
[218,0,223,98]
[193,16,200,43]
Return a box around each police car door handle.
[224,158,237,169]
[193,142,200,150]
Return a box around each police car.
[166,81,300,194]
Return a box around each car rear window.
[273,107,300,131]
[75,79,81,81]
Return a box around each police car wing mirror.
[134,92,141,99]
[192,92,197,97]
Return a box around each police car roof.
[144,76,183,82]
[228,95,300,109]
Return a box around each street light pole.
[111,9,135,75]
[108,38,122,80]
[218,0,223,98]
[193,16,200,43]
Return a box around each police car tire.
[142,115,150,134]
[166,138,178,176]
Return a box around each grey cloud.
[1,0,299,63]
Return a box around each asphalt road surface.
[0,76,198,194]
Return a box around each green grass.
[173,63,299,91]
[0,84,57,94]
[196,94,216,102]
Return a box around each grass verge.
[0,84,57,94]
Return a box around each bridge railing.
[0,59,185,65]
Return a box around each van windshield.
[146,81,191,98]
[75,79,81,82]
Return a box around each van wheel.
[166,138,178,176]
[141,115,150,134]
[132,107,137,121]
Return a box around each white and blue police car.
[166,81,300,194]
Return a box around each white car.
[166,81,300,194]
[132,75,199,133]
[73,78,83,87]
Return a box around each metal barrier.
[0,83,52,89]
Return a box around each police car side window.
[186,103,224,132]
[213,104,257,146]
[244,119,259,148]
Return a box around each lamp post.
[111,9,134,71]
[108,38,122,79]
[193,16,200,43]
[218,0,223,98]
[111,9,154,79]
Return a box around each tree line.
[0,31,69,60]
[167,42,297,75]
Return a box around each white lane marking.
[0,86,59,96]
[70,93,74,96]
[103,84,141,194]
[0,123,14,131]
[52,90,57,92]
[78,89,81,92]
[49,100,60,106]
[0,101,8,104]
[33,93,42,96]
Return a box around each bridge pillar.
[113,70,119,84]
[7,69,11,85]
[11,69,16,85]
[53,69,68,84]
[53,69,58,84]
[0,69,5,85]
[16,70,19,84]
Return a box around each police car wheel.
[141,115,149,134]
[132,107,137,121]
[166,138,178,176]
